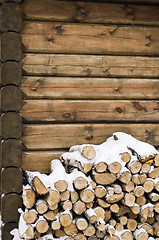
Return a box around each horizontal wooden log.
[21,54,159,78]
[1,112,22,139]
[1,32,22,61]
[2,223,18,240]
[6,0,159,4]
[22,21,159,55]
[1,168,23,194]
[1,193,22,223]
[2,0,21,2]
[106,0,159,2]
[21,123,159,150]
[22,0,159,26]
[21,151,65,173]
[1,85,22,112]
[1,2,22,32]
[20,77,159,100]
[2,139,22,167]
[20,100,159,123]
[1,62,22,86]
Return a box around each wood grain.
[22,0,159,26]
[2,223,18,240]
[2,139,22,167]
[21,123,159,150]
[1,2,22,32]
[21,54,159,78]
[22,21,159,55]
[1,32,22,61]
[21,151,65,173]
[21,100,159,123]
[1,193,22,223]
[1,85,22,112]
[1,112,22,139]
[1,62,22,86]
[20,77,159,100]
[103,0,159,3]
[2,0,21,2]
[1,168,23,194]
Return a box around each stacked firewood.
[12,133,159,240]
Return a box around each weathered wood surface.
[2,139,22,167]
[21,124,159,150]
[3,0,159,4]
[21,100,159,123]
[1,168,23,194]
[1,193,22,223]
[2,223,18,240]
[20,77,159,100]
[3,0,159,3]
[1,32,22,61]
[2,0,21,2]
[1,112,22,139]
[22,21,159,55]
[21,54,159,78]
[103,0,159,2]
[1,62,22,86]
[21,151,65,173]
[1,85,22,112]
[22,0,159,26]
[110,0,159,2]
[1,2,22,32]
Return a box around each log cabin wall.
[20,0,159,174]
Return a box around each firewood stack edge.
[11,132,159,240]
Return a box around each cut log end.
[74,177,88,190]
[59,213,72,227]
[23,210,37,224]
[55,180,68,192]
[36,220,49,234]
[82,146,96,160]
[121,152,131,163]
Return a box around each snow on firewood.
[10,132,159,240]
[25,159,92,193]
[61,132,158,171]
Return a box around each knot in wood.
[85,136,93,141]
[115,107,123,113]
[63,113,71,118]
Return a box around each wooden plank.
[1,193,22,223]
[1,85,22,112]
[2,223,18,240]
[21,100,159,123]
[21,54,159,78]
[1,62,22,86]
[22,21,159,55]
[22,150,65,173]
[1,32,22,61]
[1,168,22,194]
[22,0,159,26]
[21,123,159,150]
[1,112,22,139]
[20,77,159,100]
[1,2,22,32]
[2,139,22,167]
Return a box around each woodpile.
[11,132,159,239]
